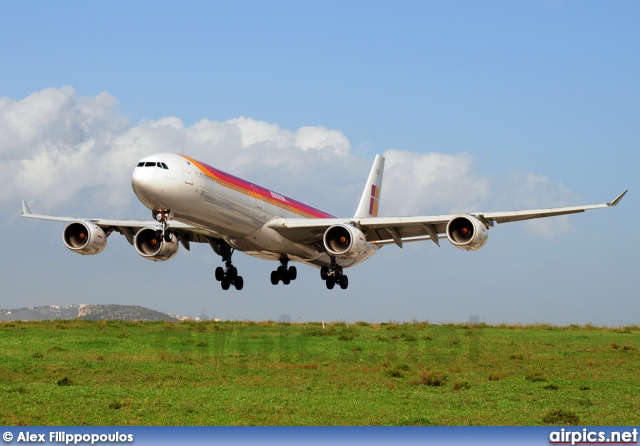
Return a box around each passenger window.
[145,162,156,167]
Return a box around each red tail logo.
[368,184,380,217]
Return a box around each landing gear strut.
[320,257,348,290]
[153,210,174,243]
[270,258,297,286]
[208,238,244,290]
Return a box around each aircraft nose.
[131,165,150,191]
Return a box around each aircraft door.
[183,160,194,185]
[251,185,263,209]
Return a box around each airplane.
[21,153,627,291]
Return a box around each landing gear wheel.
[211,239,243,291]
[326,278,335,290]
[271,259,297,286]
[320,257,349,289]
[163,232,172,243]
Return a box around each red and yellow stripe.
[180,155,334,219]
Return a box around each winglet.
[608,190,628,207]
[354,155,385,218]
[22,200,32,215]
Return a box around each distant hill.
[0,305,79,321]
[0,304,179,322]
[77,304,179,322]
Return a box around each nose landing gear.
[153,210,174,242]
[320,257,349,290]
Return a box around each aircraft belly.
[232,223,379,269]
[240,245,377,269]
[232,224,321,259]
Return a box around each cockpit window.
[137,161,168,168]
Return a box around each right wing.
[21,201,221,247]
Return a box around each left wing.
[267,190,628,248]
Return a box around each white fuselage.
[130,153,378,269]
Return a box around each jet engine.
[323,224,367,259]
[134,227,179,261]
[446,215,489,251]
[62,221,107,255]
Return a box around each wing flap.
[481,204,603,224]
[267,216,452,244]
[478,190,627,224]
[372,234,448,246]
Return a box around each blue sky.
[1,1,638,324]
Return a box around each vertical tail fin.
[354,155,385,218]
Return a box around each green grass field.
[1,320,638,425]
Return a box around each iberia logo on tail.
[369,184,380,217]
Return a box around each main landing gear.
[208,238,243,290]
[270,258,297,286]
[215,263,243,291]
[320,257,348,290]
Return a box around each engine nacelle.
[63,221,107,255]
[323,224,367,259]
[446,215,489,251]
[134,227,179,261]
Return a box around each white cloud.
[381,150,490,215]
[0,87,581,237]
[227,117,292,149]
[0,88,129,212]
[498,172,580,237]
[295,126,350,156]
[0,87,125,160]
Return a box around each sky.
[1,1,638,325]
